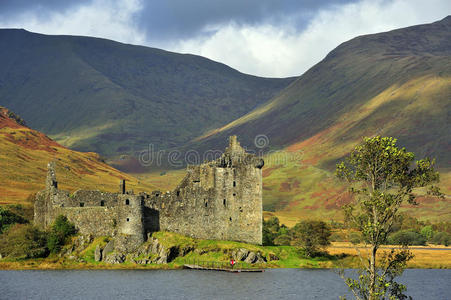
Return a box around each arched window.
[126,218,130,222]
[233,181,236,187]
[223,199,226,206]
[177,191,180,197]
[205,202,208,208]
[125,199,130,205]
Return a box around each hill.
[193,16,451,223]
[0,106,156,206]
[0,29,294,156]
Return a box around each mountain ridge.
[0,28,295,156]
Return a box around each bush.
[47,215,76,253]
[291,220,331,257]
[263,217,281,246]
[387,230,426,246]
[420,225,434,240]
[0,224,48,259]
[0,206,28,234]
[349,232,361,245]
[274,234,291,246]
[430,232,450,246]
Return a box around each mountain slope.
[0,29,294,156]
[193,16,451,223]
[0,106,156,205]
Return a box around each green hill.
[193,16,451,223]
[0,29,294,156]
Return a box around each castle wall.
[53,206,119,236]
[35,136,263,246]
[143,139,263,244]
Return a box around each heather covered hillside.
[0,106,156,205]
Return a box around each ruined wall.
[53,206,119,236]
[34,163,144,241]
[144,136,263,244]
[35,136,263,246]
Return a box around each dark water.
[0,269,449,299]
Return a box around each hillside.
[0,106,156,205]
[193,16,451,223]
[0,29,294,156]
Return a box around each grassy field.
[328,242,451,269]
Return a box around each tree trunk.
[369,245,377,300]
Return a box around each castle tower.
[46,161,58,191]
[117,195,145,248]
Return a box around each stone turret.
[46,161,58,191]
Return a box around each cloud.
[0,0,146,45]
[0,0,449,77]
[174,0,451,77]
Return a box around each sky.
[0,0,450,77]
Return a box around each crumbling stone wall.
[143,136,263,244]
[34,136,263,245]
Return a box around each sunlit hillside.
[192,17,451,223]
[0,106,156,206]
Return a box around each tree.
[47,215,76,253]
[0,224,48,259]
[336,136,441,300]
[291,220,331,257]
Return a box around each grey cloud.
[138,0,358,41]
[0,0,358,40]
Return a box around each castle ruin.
[34,136,264,246]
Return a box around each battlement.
[34,136,263,245]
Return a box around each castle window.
[205,202,208,208]
[223,199,226,206]
[100,201,105,207]
[233,181,236,187]
[79,202,84,207]
[126,218,130,222]
[233,193,236,196]
[177,191,180,197]
[125,199,130,205]
[229,217,232,221]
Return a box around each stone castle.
[34,136,264,246]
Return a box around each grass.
[1,232,449,270]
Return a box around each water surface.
[0,269,449,299]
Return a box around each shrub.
[291,220,331,257]
[262,217,281,246]
[420,225,434,241]
[274,234,291,246]
[430,232,450,246]
[0,206,28,234]
[47,215,76,253]
[387,230,426,246]
[349,232,361,245]
[0,224,48,259]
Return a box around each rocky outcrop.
[231,248,267,263]
[130,237,192,265]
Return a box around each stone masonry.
[34,136,264,245]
